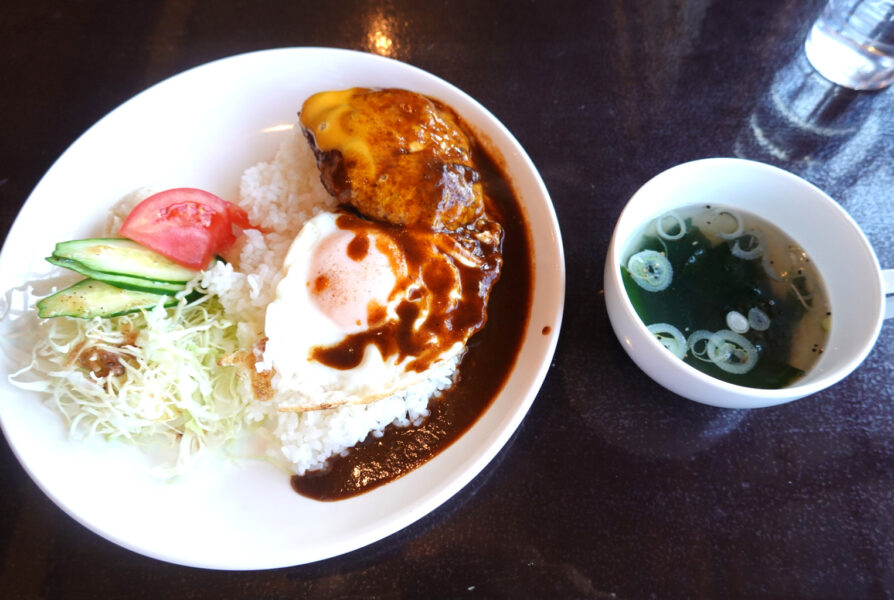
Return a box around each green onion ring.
[626,250,673,292]
[726,310,749,333]
[647,323,687,358]
[747,307,770,331]
[655,212,686,241]
[706,329,758,374]
[730,230,764,260]
[715,210,744,240]
[687,330,714,362]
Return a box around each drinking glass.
[805,0,894,90]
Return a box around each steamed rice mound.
[203,126,460,475]
[202,134,337,342]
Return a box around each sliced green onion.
[714,210,744,240]
[747,307,770,331]
[647,322,687,358]
[706,329,758,374]
[730,230,764,260]
[655,212,686,241]
[761,253,784,282]
[687,330,714,362]
[726,310,749,333]
[789,281,814,310]
[627,250,673,292]
[688,329,759,374]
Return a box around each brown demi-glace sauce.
[290,137,533,501]
[310,211,502,374]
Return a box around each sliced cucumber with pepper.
[51,238,199,283]
[46,256,187,295]
[37,279,180,319]
[38,237,208,319]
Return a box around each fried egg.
[264,210,486,411]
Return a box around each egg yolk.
[307,230,397,331]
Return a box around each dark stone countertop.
[1,0,892,597]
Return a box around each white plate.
[0,48,564,570]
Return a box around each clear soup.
[621,204,831,389]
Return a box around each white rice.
[201,125,461,476]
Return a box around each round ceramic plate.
[0,48,564,570]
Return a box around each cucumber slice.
[37,279,179,319]
[46,257,186,295]
[51,238,198,283]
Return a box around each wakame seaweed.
[622,222,807,389]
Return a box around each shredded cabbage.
[8,291,261,474]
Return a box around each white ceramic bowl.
[604,158,890,409]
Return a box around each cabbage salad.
[5,281,265,475]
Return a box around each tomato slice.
[119,188,252,269]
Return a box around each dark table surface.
[3,0,893,598]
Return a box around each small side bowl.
[604,158,885,409]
